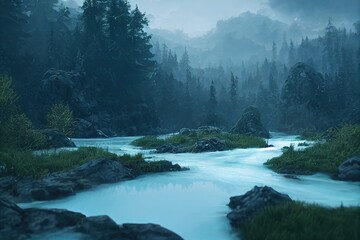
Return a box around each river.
[22,133,360,240]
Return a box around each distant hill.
[150,12,318,67]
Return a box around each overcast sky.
[71,0,360,37]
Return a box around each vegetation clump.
[0,147,183,179]
[265,124,360,176]
[132,131,267,151]
[240,202,360,240]
[0,76,46,150]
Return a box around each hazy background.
[68,0,360,37]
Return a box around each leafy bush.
[0,147,181,179]
[47,103,74,137]
[265,124,360,175]
[0,75,18,119]
[241,202,360,240]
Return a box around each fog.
[66,0,359,37]
[127,0,358,37]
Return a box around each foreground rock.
[0,198,183,240]
[39,129,76,148]
[231,106,270,138]
[2,158,133,202]
[338,156,360,182]
[227,186,292,227]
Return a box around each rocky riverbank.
[0,157,186,203]
[0,198,183,240]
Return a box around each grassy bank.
[265,124,360,176]
[0,147,181,179]
[240,202,360,240]
[132,132,267,150]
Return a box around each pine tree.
[207,80,218,125]
[229,72,238,108]
[272,42,277,63]
[0,0,27,74]
[288,40,296,67]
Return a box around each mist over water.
[22,134,360,240]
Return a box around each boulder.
[227,186,292,227]
[280,62,328,131]
[156,144,189,154]
[0,198,184,240]
[121,223,184,240]
[338,156,360,182]
[14,158,133,202]
[38,129,76,148]
[73,118,107,138]
[230,106,270,138]
[191,138,225,152]
[282,62,326,110]
[197,126,221,134]
[41,69,98,117]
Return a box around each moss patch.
[240,201,360,240]
[265,124,360,176]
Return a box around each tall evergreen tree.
[206,80,218,125]
[0,0,27,74]
[288,40,296,67]
[229,72,238,108]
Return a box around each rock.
[41,69,98,117]
[283,174,301,180]
[0,177,16,194]
[13,158,133,202]
[76,215,120,239]
[38,129,76,148]
[179,128,192,135]
[191,138,225,152]
[121,223,184,240]
[227,186,292,227]
[0,198,24,231]
[230,106,270,138]
[156,144,189,154]
[282,63,326,110]
[0,198,184,240]
[73,118,108,138]
[280,62,328,132]
[338,156,360,181]
[197,126,221,134]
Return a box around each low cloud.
[268,0,360,24]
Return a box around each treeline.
[0,0,158,135]
[1,0,359,134]
[154,19,360,132]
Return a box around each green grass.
[132,132,267,150]
[0,147,181,179]
[265,124,360,176]
[240,201,360,240]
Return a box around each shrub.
[47,103,74,137]
[0,76,46,150]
